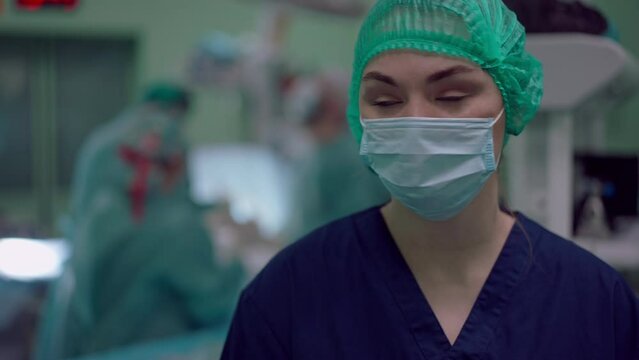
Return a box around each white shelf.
[526,34,639,111]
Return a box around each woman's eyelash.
[436,95,468,102]
[368,95,468,106]
[372,100,402,107]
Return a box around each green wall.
[593,0,639,152]
[0,0,364,145]
[0,0,635,148]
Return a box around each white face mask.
[360,109,504,221]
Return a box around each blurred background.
[0,0,638,359]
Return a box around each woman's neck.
[381,175,515,283]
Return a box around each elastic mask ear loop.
[492,108,505,127]
[493,108,506,167]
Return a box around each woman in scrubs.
[222,0,639,358]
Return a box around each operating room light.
[0,238,70,281]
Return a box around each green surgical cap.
[347,0,544,142]
[143,83,191,109]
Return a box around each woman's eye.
[436,95,468,102]
[372,99,402,107]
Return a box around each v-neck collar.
[355,208,536,358]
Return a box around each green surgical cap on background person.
[143,83,192,110]
[347,0,544,142]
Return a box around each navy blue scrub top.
[222,207,639,359]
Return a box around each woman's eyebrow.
[362,71,397,87]
[427,65,476,83]
[363,65,476,87]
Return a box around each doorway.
[0,34,137,236]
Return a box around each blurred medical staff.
[62,83,245,357]
[287,71,389,238]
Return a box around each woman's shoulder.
[518,213,630,288]
[244,206,382,300]
[515,213,639,356]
